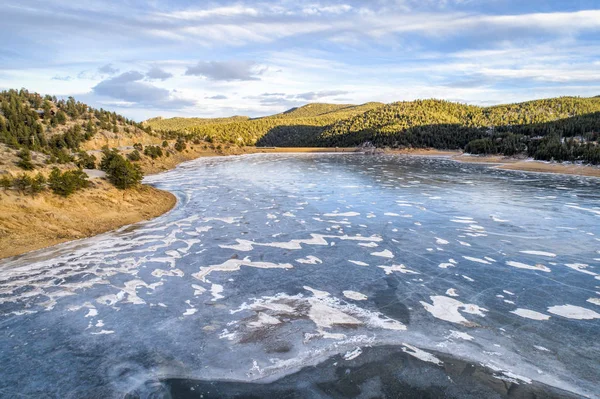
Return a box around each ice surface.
[0,153,599,398]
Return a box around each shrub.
[13,173,33,193]
[50,148,74,164]
[48,167,89,197]
[30,172,46,196]
[127,149,141,161]
[143,145,163,159]
[0,174,13,191]
[162,140,169,148]
[174,138,186,152]
[101,150,143,189]
[16,149,35,170]
[133,143,143,151]
[75,151,97,169]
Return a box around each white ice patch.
[420,295,487,325]
[323,212,360,217]
[295,256,323,265]
[520,251,557,258]
[343,291,368,301]
[402,344,442,365]
[564,263,598,276]
[371,249,393,258]
[511,308,551,321]
[505,261,551,273]
[220,234,382,252]
[446,330,474,341]
[343,347,363,360]
[192,284,206,296]
[151,268,184,278]
[203,216,241,224]
[182,308,197,316]
[379,264,419,275]
[229,287,406,338]
[438,263,455,269]
[435,238,449,245]
[247,312,281,328]
[192,257,294,282]
[210,284,224,301]
[565,204,600,216]
[587,298,600,306]
[463,256,491,265]
[359,242,378,248]
[547,305,600,320]
[348,260,369,267]
[445,288,459,297]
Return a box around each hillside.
[145,102,385,147]
[146,96,600,164]
[0,89,191,258]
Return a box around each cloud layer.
[1,1,599,120]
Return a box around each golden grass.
[0,181,176,259]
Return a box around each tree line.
[145,96,600,164]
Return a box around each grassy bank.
[0,180,176,259]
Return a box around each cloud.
[146,66,173,81]
[295,90,349,100]
[185,61,265,81]
[51,75,72,81]
[302,4,353,15]
[206,94,228,100]
[154,5,259,20]
[92,71,195,109]
[98,63,119,75]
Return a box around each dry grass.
[0,180,176,259]
[495,161,600,177]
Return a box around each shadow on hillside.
[256,125,324,147]
[255,113,600,149]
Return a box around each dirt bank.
[454,155,600,178]
[0,180,176,259]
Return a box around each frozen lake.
[1,153,599,398]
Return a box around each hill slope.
[146,96,600,163]
[145,102,385,146]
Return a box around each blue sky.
[2,0,600,120]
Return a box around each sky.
[2,0,600,121]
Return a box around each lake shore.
[0,146,359,260]
[453,154,600,178]
[0,180,176,259]
[3,146,598,259]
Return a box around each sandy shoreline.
[453,154,600,178]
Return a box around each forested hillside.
[147,96,600,164]
[146,102,384,146]
[0,89,196,197]
[0,89,152,154]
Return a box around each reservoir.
[1,153,599,398]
